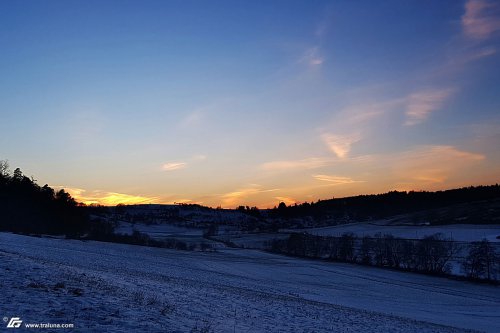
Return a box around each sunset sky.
[1,0,499,208]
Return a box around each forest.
[269,185,500,223]
[0,160,88,236]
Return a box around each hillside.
[90,186,500,233]
[1,232,499,332]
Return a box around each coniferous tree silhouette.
[0,160,88,236]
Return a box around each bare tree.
[462,239,499,280]
[359,236,372,265]
[415,233,455,275]
[0,159,9,177]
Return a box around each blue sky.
[1,0,499,207]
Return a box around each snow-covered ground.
[1,232,499,332]
[115,222,204,237]
[294,223,500,242]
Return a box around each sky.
[1,0,499,208]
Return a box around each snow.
[1,232,499,332]
[294,223,500,242]
[115,222,204,237]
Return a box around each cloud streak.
[162,162,187,171]
[322,133,361,158]
[179,110,204,128]
[404,89,453,126]
[389,145,485,187]
[161,155,206,172]
[275,196,297,205]
[54,186,158,206]
[221,185,279,207]
[312,174,364,185]
[462,0,500,40]
[260,157,329,171]
[300,47,324,67]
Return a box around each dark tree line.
[236,205,261,217]
[0,160,88,236]
[271,185,500,222]
[0,161,219,252]
[88,224,215,252]
[270,232,499,281]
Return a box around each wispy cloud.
[404,89,453,126]
[192,154,207,161]
[221,185,279,207]
[260,157,329,171]
[54,186,158,206]
[321,133,361,158]
[467,46,497,60]
[300,46,324,66]
[339,98,406,124]
[162,162,187,171]
[312,174,364,185]
[275,196,297,206]
[390,145,485,186]
[94,192,158,205]
[161,155,206,172]
[315,21,328,38]
[417,145,485,161]
[462,0,500,40]
[53,186,87,198]
[179,109,205,129]
[328,88,452,128]
[345,109,385,124]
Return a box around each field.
[1,232,499,332]
[289,223,500,242]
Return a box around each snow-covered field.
[1,232,499,332]
[115,222,204,238]
[295,223,500,242]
